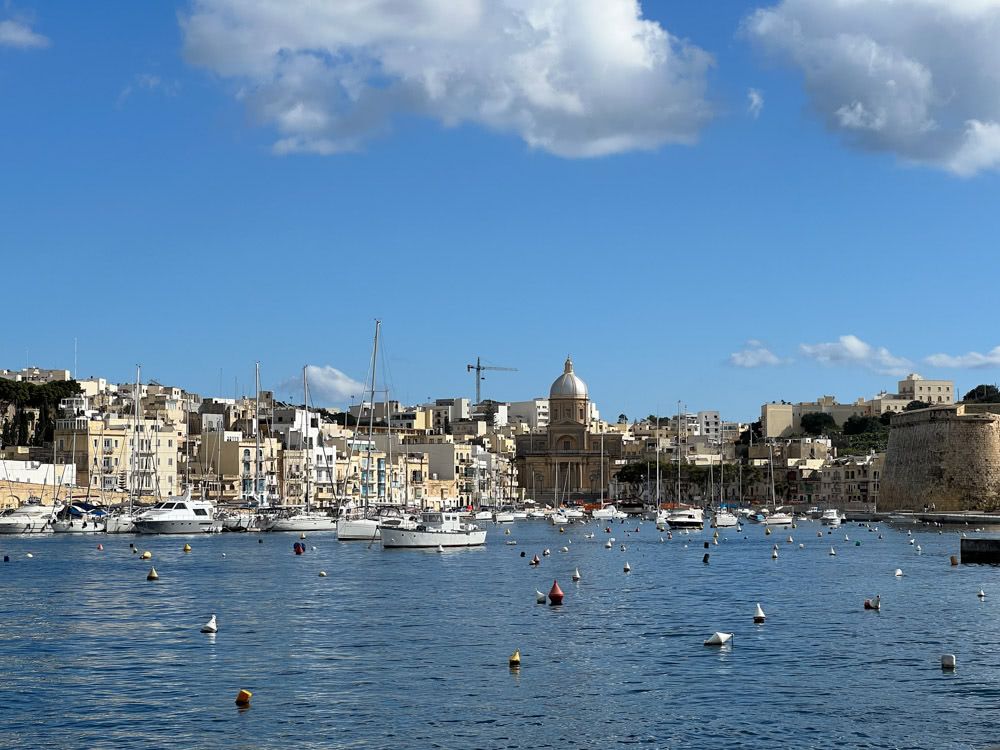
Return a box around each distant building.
[508,398,550,431]
[0,367,71,384]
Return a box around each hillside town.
[0,360,973,514]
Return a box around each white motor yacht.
[564,507,585,520]
[550,511,570,526]
[474,510,493,522]
[494,509,516,524]
[821,509,844,526]
[765,511,794,527]
[0,501,59,534]
[512,510,528,520]
[381,511,487,548]
[666,507,705,529]
[267,510,338,532]
[133,492,222,534]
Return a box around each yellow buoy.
[183,544,192,553]
[140,551,152,560]
[147,567,158,581]
[235,689,252,707]
[509,649,521,668]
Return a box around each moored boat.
[133,491,222,534]
[381,510,486,548]
[666,506,705,529]
[821,509,843,526]
[0,500,59,534]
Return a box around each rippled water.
[1,520,999,749]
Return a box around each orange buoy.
[235,689,252,707]
[548,580,564,605]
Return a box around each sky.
[3,0,1000,422]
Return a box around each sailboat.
[711,455,738,528]
[764,444,793,526]
[592,427,626,520]
[105,365,142,533]
[665,405,704,529]
[268,366,337,532]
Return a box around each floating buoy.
[844,535,850,542]
[147,567,158,581]
[2,555,7,563]
[222,553,226,558]
[258,539,263,544]
[548,580,564,605]
[855,541,861,546]
[667,532,673,540]
[754,603,766,623]
[713,538,719,545]
[951,555,958,566]
[765,528,772,536]
[623,561,631,573]
[201,614,218,633]
[620,544,626,552]
[543,548,551,556]
[509,649,521,668]
[519,550,525,557]
[895,569,903,577]
[504,528,510,535]
[437,545,445,553]
[909,539,915,545]
[25,553,33,559]
[604,540,612,549]
[799,543,805,549]
[704,632,733,646]
[311,546,317,551]
[235,689,252,707]
[530,554,540,566]
[140,551,152,560]
[97,544,103,551]
[300,533,306,539]
[703,553,710,564]
[534,589,546,604]
[771,549,778,560]
[941,654,956,671]
[319,571,327,577]
[978,589,986,599]
[713,531,719,539]
[916,545,922,553]
[506,540,517,546]
[864,595,880,610]
[787,536,793,544]
[561,546,569,553]
[792,523,797,529]
[572,567,581,581]
[183,544,192,553]
[659,537,664,543]
[829,547,837,556]
[817,531,823,538]
[704,541,710,549]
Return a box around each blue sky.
[3,0,1000,421]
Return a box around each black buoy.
[703,541,709,549]
[703,553,710,564]
[520,551,526,557]
[258,539,264,544]
[2,555,8,563]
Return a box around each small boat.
[474,510,493,522]
[550,511,570,526]
[53,503,108,534]
[267,510,338,532]
[711,510,738,528]
[591,504,628,521]
[381,511,487,548]
[765,512,794,527]
[493,509,516,524]
[666,507,705,529]
[821,509,844,527]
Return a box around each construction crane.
[467,357,517,404]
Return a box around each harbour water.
[1,520,999,749]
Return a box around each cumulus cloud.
[747,88,764,119]
[0,18,49,49]
[926,346,1000,369]
[729,339,783,368]
[180,0,714,157]
[117,74,180,106]
[280,365,367,404]
[800,334,912,376]
[745,0,1000,175]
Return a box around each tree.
[800,412,837,435]
[963,384,1000,403]
[843,415,883,435]
[617,413,627,424]
[738,420,763,445]
[879,410,893,426]
[615,463,647,487]
[903,400,931,412]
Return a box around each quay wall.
[880,405,1000,511]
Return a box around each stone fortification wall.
[880,405,1000,511]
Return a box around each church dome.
[550,357,588,398]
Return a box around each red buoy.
[548,580,564,605]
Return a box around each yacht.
[474,510,493,522]
[527,509,547,519]
[512,510,528,520]
[53,504,107,534]
[133,492,222,534]
[550,510,570,526]
[592,504,628,521]
[104,511,136,534]
[666,507,705,529]
[267,509,338,532]
[0,501,59,534]
[821,509,844,526]
[336,515,380,541]
[381,511,487,548]
[711,510,739,528]
[493,509,516,524]
[765,511,794,527]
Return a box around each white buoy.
[319,571,327,577]
[817,531,823,538]
[941,654,956,670]
[659,537,664,543]
[623,561,631,573]
[620,544,626,551]
[754,603,766,623]
[704,632,733,646]
[894,569,903,577]
[798,543,805,549]
[572,568,581,581]
[845,535,850,542]
[561,546,569,553]
[436,545,444,553]
[535,590,546,604]
[25,553,33,559]
[543,548,551,556]
[916,545,922,553]
[222,553,226,558]
[605,540,612,549]
[909,538,915,545]
[771,548,778,560]
[787,536,793,544]
[201,614,218,634]
[311,546,317,551]
[829,547,837,556]
[978,589,986,599]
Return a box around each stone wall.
[880,405,1000,511]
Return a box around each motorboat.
[337,515,380,540]
[0,500,60,534]
[133,492,222,534]
[53,504,107,533]
[764,511,794,527]
[592,504,628,521]
[512,510,528,520]
[268,510,338,532]
[564,507,586,520]
[820,509,844,526]
[711,510,739,528]
[550,511,570,526]
[381,511,487,548]
[474,510,493,522]
[494,509,516,524]
[666,507,705,529]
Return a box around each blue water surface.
[1,520,998,749]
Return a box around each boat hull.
[336,518,380,540]
[0,521,51,534]
[133,520,222,534]
[104,516,136,534]
[381,527,487,548]
[269,516,338,532]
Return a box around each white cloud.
[117,74,180,106]
[926,346,1000,368]
[800,334,912,376]
[729,339,783,367]
[280,365,367,404]
[180,0,714,158]
[747,88,764,119]
[0,18,49,49]
[745,0,1000,175]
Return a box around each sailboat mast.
[254,362,261,505]
[675,401,681,504]
[131,364,140,513]
[655,416,660,504]
[303,365,310,512]
[364,320,381,513]
[599,428,604,505]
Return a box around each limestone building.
[515,358,623,502]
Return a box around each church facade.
[514,358,623,503]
